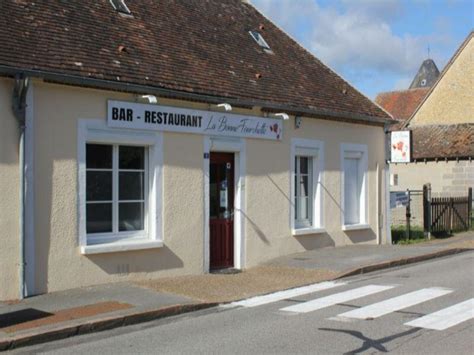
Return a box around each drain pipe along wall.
[12,74,30,299]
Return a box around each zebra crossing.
[227,281,474,331]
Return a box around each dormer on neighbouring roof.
[409,59,440,89]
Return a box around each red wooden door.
[209,152,234,269]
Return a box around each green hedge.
[391,225,425,245]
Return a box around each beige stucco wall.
[245,118,386,266]
[409,36,473,126]
[0,78,20,300]
[0,80,388,299]
[391,160,474,196]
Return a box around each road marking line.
[225,281,346,308]
[405,298,474,330]
[279,285,395,313]
[338,287,453,319]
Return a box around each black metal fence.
[391,185,473,243]
[425,185,472,236]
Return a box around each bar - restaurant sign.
[107,100,283,140]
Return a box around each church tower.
[409,59,440,89]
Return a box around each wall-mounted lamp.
[295,116,302,129]
[140,94,158,104]
[274,112,290,120]
[216,103,232,111]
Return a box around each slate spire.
[409,59,440,89]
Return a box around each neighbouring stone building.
[380,32,474,198]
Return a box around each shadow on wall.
[34,151,52,296]
[265,175,338,250]
[344,229,376,243]
[0,80,20,165]
[295,233,336,250]
[319,182,344,214]
[266,174,291,203]
[87,246,183,275]
[239,209,270,245]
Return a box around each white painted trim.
[342,224,371,231]
[385,162,392,244]
[81,239,163,255]
[203,136,246,271]
[340,143,369,229]
[77,119,163,251]
[292,227,326,236]
[290,138,325,233]
[203,138,211,273]
[24,83,35,296]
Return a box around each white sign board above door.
[391,130,411,163]
[107,100,283,140]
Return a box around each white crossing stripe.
[405,298,474,330]
[228,281,346,308]
[338,287,453,319]
[280,285,395,313]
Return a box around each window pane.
[210,164,219,219]
[299,175,309,197]
[298,197,309,220]
[86,171,112,201]
[119,146,145,170]
[86,203,112,233]
[344,158,360,224]
[119,202,145,231]
[299,157,308,174]
[86,144,112,169]
[119,172,144,200]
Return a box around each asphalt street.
[13,251,474,354]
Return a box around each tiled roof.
[410,123,474,160]
[0,0,390,123]
[375,88,430,121]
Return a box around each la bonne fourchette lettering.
[111,107,203,128]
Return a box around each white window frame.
[340,143,369,231]
[78,119,163,254]
[290,138,325,236]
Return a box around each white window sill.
[81,239,163,255]
[292,227,326,236]
[342,224,371,231]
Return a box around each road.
[14,252,474,354]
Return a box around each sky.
[252,0,473,99]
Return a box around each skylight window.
[249,30,272,53]
[110,0,131,15]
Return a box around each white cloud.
[393,77,413,91]
[253,0,428,76]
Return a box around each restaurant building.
[0,0,392,300]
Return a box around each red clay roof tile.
[0,0,390,122]
[410,123,474,160]
[375,88,430,121]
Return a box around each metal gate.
[425,186,472,236]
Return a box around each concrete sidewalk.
[1,231,473,351]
